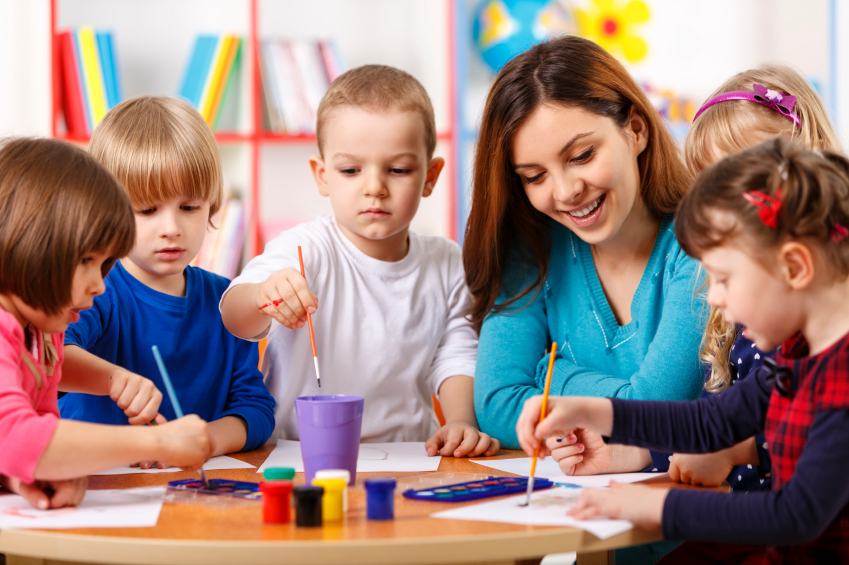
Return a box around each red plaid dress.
[764,332,849,563]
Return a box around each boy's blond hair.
[89,96,223,219]
[685,63,842,176]
[685,64,843,393]
[316,65,437,159]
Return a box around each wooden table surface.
[0,446,687,565]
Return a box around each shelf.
[258,131,454,145]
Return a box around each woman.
[465,35,706,476]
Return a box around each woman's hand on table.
[425,421,500,457]
[568,482,669,531]
[545,429,652,475]
[0,475,87,510]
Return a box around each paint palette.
[402,476,554,503]
[167,478,262,500]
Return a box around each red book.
[58,31,88,138]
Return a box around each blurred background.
[0,0,843,277]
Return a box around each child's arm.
[211,339,276,453]
[61,345,165,425]
[0,475,87,510]
[425,375,500,457]
[669,437,759,486]
[568,410,849,545]
[221,269,318,339]
[33,416,214,480]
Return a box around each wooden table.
[0,446,678,565]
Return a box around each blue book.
[178,35,219,109]
[97,31,121,108]
[72,30,93,135]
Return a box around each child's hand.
[257,268,319,330]
[568,482,669,531]
[153,415,214,471]
[109,368,166,426]
[130,460,171,470]
[669,451,735,487]
[425,421,500,457]
[0,475,87,510]
[516,396,613,458]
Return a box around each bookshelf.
[50,0,460,262]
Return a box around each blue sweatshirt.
[475,216,706,449]
[60,261,276,451]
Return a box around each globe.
[472,0,576,73]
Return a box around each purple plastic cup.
[295,395,364,486]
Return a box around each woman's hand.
[547,429,652,475]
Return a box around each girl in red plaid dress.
[516,138,849,564]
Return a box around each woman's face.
[511,104,649,246]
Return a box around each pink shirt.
[0,308,63,483]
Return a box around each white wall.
[0,0,51,137]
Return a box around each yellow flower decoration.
[575,0,650,62]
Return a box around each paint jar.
[314,469,351,511]
[264,467,295,481]
[293,485,324,527]
[259,481,293,524]
[365,478,396,520]
[295,395,364,485]
[312,477,346,522]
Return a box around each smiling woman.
[463,36,707,563]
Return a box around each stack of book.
[258,39,345,135]
[58,28,122,138]
[191,193,245,279]
[178,35,243,129]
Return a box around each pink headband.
[693,83,802,129]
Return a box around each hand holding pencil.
[255,267,318,331]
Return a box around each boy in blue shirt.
[60,96,275,464]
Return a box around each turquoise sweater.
[475,216,707,449]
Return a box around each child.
[59,96,276,462]
[517,139,849,563]
[667,64,843,492]
[0,137,212,509]
[220,65,498,457]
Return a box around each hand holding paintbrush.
[520,342,557,507]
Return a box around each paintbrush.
[297,245,321,387]
[151,345,209,488]
[521,342,557,507]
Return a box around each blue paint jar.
[364,478,396,520]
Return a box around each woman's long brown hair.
[463,36,692,331]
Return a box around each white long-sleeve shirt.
[223,215,478,442]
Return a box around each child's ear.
[628,106,649,156]
[779,241,815,290]
[423,157,445,198]
[309,156,329,197]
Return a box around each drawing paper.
[0,487,166,529]
[257,440,441,474]
[431,487,634,540]
[470,457,662,488]
[92,455,255,475]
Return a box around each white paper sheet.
[470,458,662,488]
[0,486,166,529]
[92,455,255,475]
[431,487,633,540]
[257,440,441,474]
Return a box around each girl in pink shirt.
[0,138,214,510]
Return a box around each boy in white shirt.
[221,65,498,457]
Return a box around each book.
[78,27,108,127]
[258,38,346,134]
[178,34,242,129]
[58,31,88,137]
[178,35,219,109]
[96,31,120,110]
